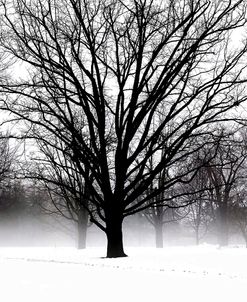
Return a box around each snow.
[0,245,246,302]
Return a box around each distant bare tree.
[0,136,12,181]
[1,0,247,257]
[0,135,19,213]
[230,186,247,247]
[144,186,180,248]
[206,130,247,247]
[29,139,92,249]
[182,173,215,245]
[143,147,185,248]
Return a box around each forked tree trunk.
[105,210,127,258]
[77,207,88,249]
[155,223,163,248]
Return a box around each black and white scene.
[0,0,247,301]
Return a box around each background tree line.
[0,126,247,249]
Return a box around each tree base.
[106,243,128,258]
[106,252,128,258]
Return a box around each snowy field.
[0,245,246,302]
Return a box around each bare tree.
[27,139,93,249]
[231,188,247,247]
[206,129,247,247]
[176,148,216,245]
[143,148,184,248]
[0,135,19,216]
[0,0,247,257]
[182,177,215,245]
[144,186,180,248]
[0,136,12,179]
[228,130,247,247]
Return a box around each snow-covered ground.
[0,245,246,302]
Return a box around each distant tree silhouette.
[1,0,247,257]
[29,141,92,249]
[180,164,215,245]
[231,190,247,247]
[142,147,184,248]
[205,129,247,247]
[0,139,25,228]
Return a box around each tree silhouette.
[0,0,247,257]
[206,130,247,246]
[30,140,92,249]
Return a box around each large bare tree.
[0,0,247,257]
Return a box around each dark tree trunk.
[155,222,163,248]
[195,228,200,245]
[77,207,88,249]
[241,232,247,248]
[218,227,228,247]
[217,203,228,247]
[105,209,127,258]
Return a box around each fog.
[0,201,246,302]
[0,212,244,249]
